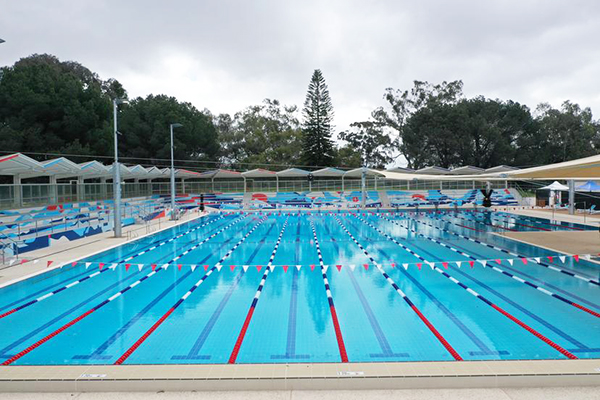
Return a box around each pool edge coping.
[1,359,599,391]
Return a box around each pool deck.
[490,207,600,261]
[1,359,599,392]
[1,207,599,392]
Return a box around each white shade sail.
[343,168,385,178]
[276,168,310,178]
[242,168,277,178]
[312,167,346,177]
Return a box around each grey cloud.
[1,0,599,136]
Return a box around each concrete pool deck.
[1,207,599,392]
[0,359,599,392]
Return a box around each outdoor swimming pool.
[1,210,599,365]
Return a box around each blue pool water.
[1,210,599,365]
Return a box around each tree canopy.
[1,54,599,173]
[301,69,335,167]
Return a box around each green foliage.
[214,99,303,169]
[333,145,362,168]
[302,69,335,167]
[338,121,392,168]
[515,101,599,166]
[372,80,600,169]
[2,53,599,173]
[0,54,116,158]
[119,95,219,164]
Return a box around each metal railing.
[0,178,518,211]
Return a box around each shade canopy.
[576,181,600,191]
[199,169,243,179]
[241,168,277,178]
[386,167,415,173]
[312,167,346,177]
[343,168,385,178]
[539,181,569,191]
[415,166,450,175]
[448,166,484,175]
[276,168,310,178]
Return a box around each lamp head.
[171,123,183,128]
[0,39,5,44]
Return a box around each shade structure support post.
[13,175,22,208]
[276,176,279,192]
[77,176,85,202]
[211,177,215,193]
[568,179,575,215]
[100,178,108,201]
[243,177,246,193]
[361,167,366,209]
[112,100,123,238]
[49,176,58,205]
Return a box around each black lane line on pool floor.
[172,220,279,361]
[321,222,409,359]
[339,217,507,357]
[1,216,247,366]
[0,214,228,315]
[272,218,311,360]
[333,215,463,361]
[352,214,577,360]
[72,218,260,361]
[114,217,268,365]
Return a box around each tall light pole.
[170,123,183,221]
[113,98,128,237]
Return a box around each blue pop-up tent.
[576,181,600,191]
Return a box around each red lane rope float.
[333,215,462,361]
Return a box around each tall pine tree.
[301,69,335,166]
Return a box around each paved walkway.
[1,387,600,399]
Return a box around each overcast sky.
[2,0,600,164]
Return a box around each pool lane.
[382,215,600,316]
[0,215,229,319]
[0,215,225,312]
[408,213,600,299]
[114,217,269,364]
[3,215,248,365]
[313,216,457,362]
[373,215,600,357]
[122,217,278,364]
[235,216,341,363]
[352,214,578,360]
[415,212,600,284]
